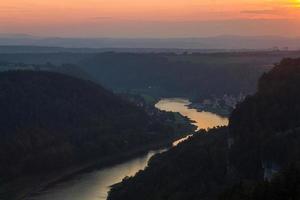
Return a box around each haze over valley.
[0,35,300,50]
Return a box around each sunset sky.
[1,0,300,37]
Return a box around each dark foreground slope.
[229,58,300,179]
[0,71,190,199]
[108,127,229,200]
[108,58,300,200]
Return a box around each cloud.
[91,16,113,20]
[0,6,30,13]
[240,9,281,15]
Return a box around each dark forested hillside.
[80,52,271,98]
[108,58,300,200]
[108,128,229,200]
[230,57,300,136]
[229,58,300,179]
[0,71,186,184]
[220,162,300,200]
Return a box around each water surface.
[155,98,228,130]
[28,150,165,200]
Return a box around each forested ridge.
[0,70,192,198]
[1,50,295,99]
[80,52,269,99]
[229,58,300,178]
[108,58,300,200]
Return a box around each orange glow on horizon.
[0,0,299,37]
[1,0,300,21]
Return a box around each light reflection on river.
[29,98,228,200]
[155,98,228,130]
[28,150,166,200]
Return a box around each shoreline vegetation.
[189,94,246,118]
[188,103,231,118]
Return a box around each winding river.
[28,98,228,200]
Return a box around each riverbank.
[189,94,246,118]
[188,103,232,118]
[3,135,189,200]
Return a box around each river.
[155,98,228,130]
[28,98,228,200]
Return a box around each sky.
[0,0,300,37]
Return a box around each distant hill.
[79,52,283,98]
[0,45,245,54]
[0,50,299,101]
[0,62,92,82]
[0,35,300,49]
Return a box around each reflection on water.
[28,150,166,200]
[155,98,228,130]
[172,135,192,146]
[29,98,228,200]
